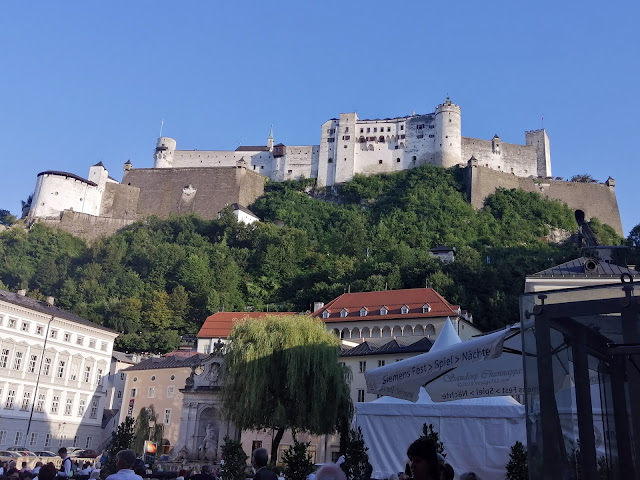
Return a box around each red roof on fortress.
[235,146,270,152]
[197,311,297,338]
[313,288,461,322]
[37,170,97,186]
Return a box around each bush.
[220,436,249,480]
[341,428,371,480]
[282,434,314,480]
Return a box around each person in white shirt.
[105,450,143,480]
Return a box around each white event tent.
[357,319,526,479]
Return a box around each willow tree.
[132,405,164,455]
[222,314,353,462]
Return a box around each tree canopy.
[0,165,628,352]
[221,315,353,461]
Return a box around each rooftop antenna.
[159,119,164,137]
[541,114,544,130]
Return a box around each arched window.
[392,326,402,337]
[425,324,436,337]
[378,136,385,143]
[372,326,381,337]
[414,325,425,336]
[382,326,392,338]
[403,325,413,336]
[341,328,350,339]
[368,145,374,151]
[361,327,371,338]
[351,327,361,339]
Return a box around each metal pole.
[25,313,54,445]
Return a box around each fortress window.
[327,138,335,143]
[417,124,425,130]
[345,127,349,132]
[417,134,424,139]
[396,158,401,163]
[374,128,377,132]
[344,135,350,140]
[429,125,435,129]
[412,156,417,161]
[378,160,383,164]
[360,128,364,133]
[400,134,406,139]
[288,170,293,174]
[429,135,435,138]
[328,158,333,163]
[260,166,264,169]
[400,125,404,130]
[378,136,385,142]
[387,127,391,132]
[344,145,347,148]
[367,128,370,133]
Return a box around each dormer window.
[322,310,330,319]
[401,305,410,314]
[422,303,432,313]
[360,308,368,317]
[380,306,388,316]
[340,308,348,318]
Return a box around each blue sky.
[1,1,638,234]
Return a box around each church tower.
[267,126,274,152]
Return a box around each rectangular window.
[36,393,46,412]
[12,352,23,370]
[0,430,6,445]
[378,360,386,367]
[78,399,86,416]
[96,368,103,385]
[359,361,366,373]
[373,127,377,132]
[117,391,122,399]
[120,373,125,380]
[101,342,107,351]
[387,127,391,132]
[51,395,60,414]
[167,386,175,398]
[64,398,73,415]
[5,389,16,409]
[36,325,44,335]
[357,389,365,402]
[50,329,57,338]
[57,360,66,378]
[59,435,65,447]
[29,432,38,447]
[77,336,84,345]
[89,399,98,419]
[366,128,370,133]
[417,134,424,139]
[28,355,37,373]
[147,387,156,398]
[44,433,52,447]
[63,332,71,342]
[85,437,92,449]
[0,349,9,368]
[43,358,52,376]
[21,391,31,410]
[8,318,16,328]
[130,388,137,398]
[73,435,79,447]
[70,364,78,381]
[428,134,435,138]
[164,408,171,425]
[83,366,91,383]
[14,432,23,447]
[327,138,335,143]
[21,322,29,332]
[89,339,96,349]
[401,125,404,130]
[360,128,363,133]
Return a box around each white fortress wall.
[279,145,317,181]
[31,173,103,218]
[317,119,340,187]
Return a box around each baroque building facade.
[0,289,118,451]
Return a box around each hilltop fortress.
[28,98,623,239]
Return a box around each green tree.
[506,441,528,480]
[132,405,164,455]
[0,209,17,226]
[570,174,595,183]
[282,434,314,480]
[105,417,135,475]
[421,424,445,457]
[222,315,353,462]
[341,428,372,480]
[220,436,248,480]
[629,223,640,248]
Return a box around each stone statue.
[201,421,218,461]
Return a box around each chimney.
[46,296,55,307]
[17,289,26,296]
[313,302,325,312]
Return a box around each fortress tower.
[154,137,177,168]
[525,129,551,177]
[434,97,462,168]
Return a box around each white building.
[0,289,118,451]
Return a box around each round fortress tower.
[154,137,177,168]
[434,97,462,168]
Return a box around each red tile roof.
[197,312,297,338]
[312,288,460,323]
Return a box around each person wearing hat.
[57,448,72,477]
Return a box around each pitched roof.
[125,352,209,371]
[197,312,297,338]
[530,257,640,278]
[231,203,258,217]
[235,146,270,152]
[313,288,460,323]
[340,336,433,357]
[0,289,116,333]
[112,351,137,364]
